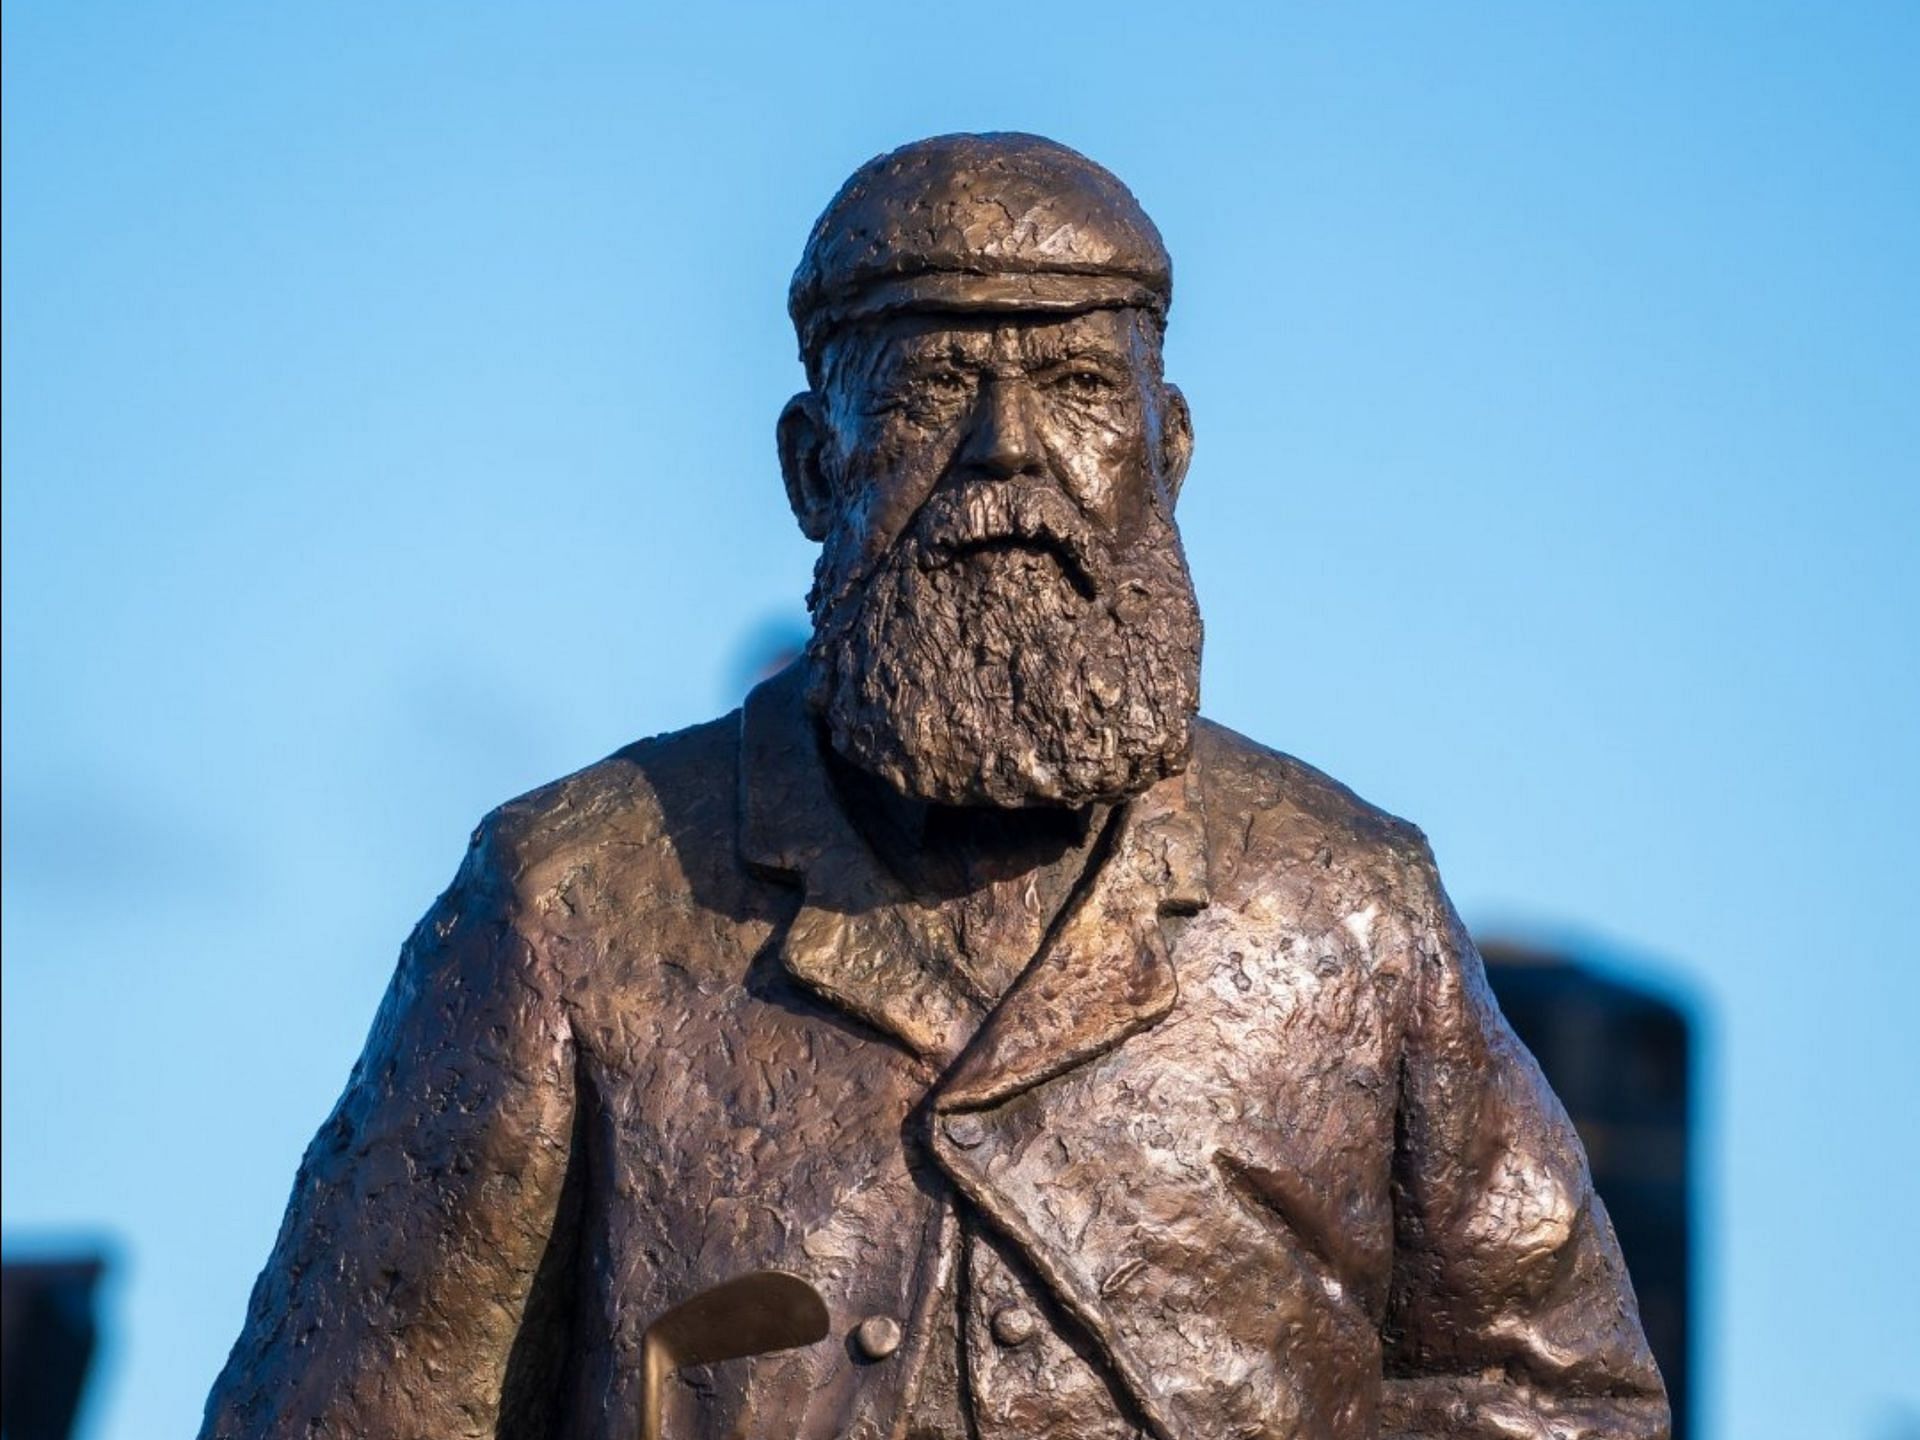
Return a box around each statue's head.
[781,133,1201,810]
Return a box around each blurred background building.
[1,1256,107,1440]
[1482,942,1694,1438]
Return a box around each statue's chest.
[580,968,934,1268]
[553,900,1406,1440]
[561,975,941,1437]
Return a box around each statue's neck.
[822,742,1107,903]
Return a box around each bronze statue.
[202,133,1668,1439]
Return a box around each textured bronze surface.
[202,133,1668,1439]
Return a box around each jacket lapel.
[934,762,1209,1110]
[927,761,1210,1440]
[740,663,1210,1083]
[739,666,986,1065]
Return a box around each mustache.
[905,480,1107,597]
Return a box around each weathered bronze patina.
[202,134,1669,1439]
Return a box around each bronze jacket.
[202,667,1668,1440]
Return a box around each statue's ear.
[778,392,835,542]
[1160,382,1194,508]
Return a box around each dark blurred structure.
[1,1256,106,1440]
[1481,940,1693,1440]
[727,614,809,706]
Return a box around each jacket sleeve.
[200,814,578,1440]
[1381,844,1669,1440]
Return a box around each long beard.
[805,481,1203,808]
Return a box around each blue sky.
[4,5,1916,1437]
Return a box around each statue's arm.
[1381,847,1669,1440]
[199,814,577,1440]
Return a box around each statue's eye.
[1049,368,1119,399]
[921,369,973,396]
[873,369,968,416]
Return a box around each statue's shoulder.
[1191,717,1434,905]
[466,710,746,904]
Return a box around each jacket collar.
[739,663,1209,1093]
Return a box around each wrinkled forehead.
[818,307,1161,390]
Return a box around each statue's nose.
[954,376,1046,481]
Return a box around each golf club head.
[640,1270,830,1440]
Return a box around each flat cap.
[790,132,1171,363]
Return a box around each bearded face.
[784,308,1203,809]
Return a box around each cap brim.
[837,270,1163,322]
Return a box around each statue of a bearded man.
[202,133,1669,1440]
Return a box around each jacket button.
[989,1305,1037,1347]
[942,1114,987,1149]
[854,1314,902,1360]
